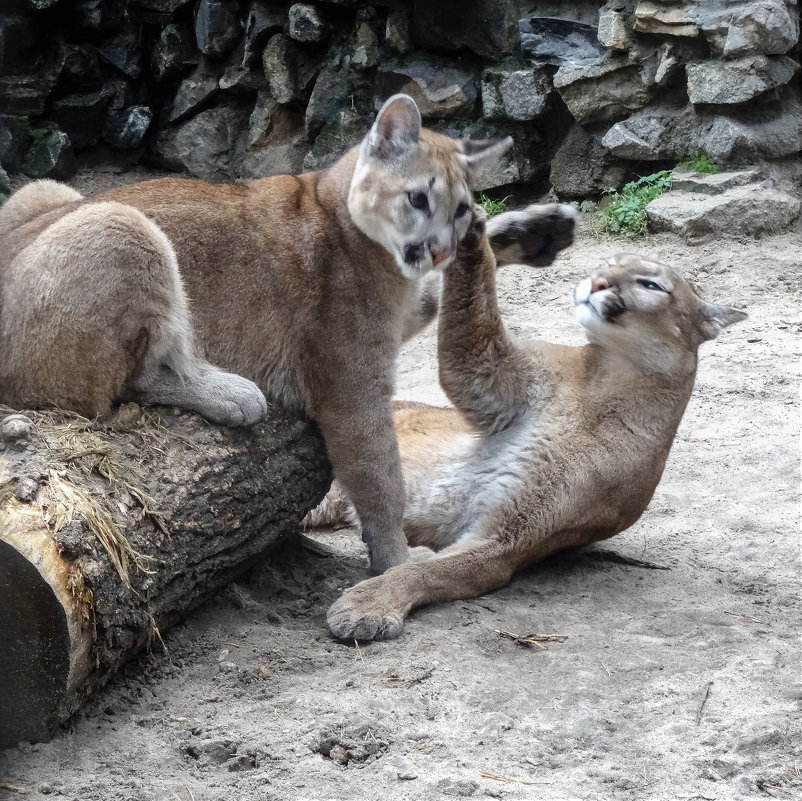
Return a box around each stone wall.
[0,0,799,199]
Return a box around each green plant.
[477,192,510,218]
[678,151,718,174]
[598,171,672,237]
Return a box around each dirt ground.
[0,173,800,800]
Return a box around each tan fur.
[323,208,747,640]
[0,95,524,573]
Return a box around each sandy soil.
[1,183,800,800]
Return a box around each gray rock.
[97,31,142,79]
[219,66,266,93]
[436,777,479,797]
[349,21,380,71]
[53,91,109,149]
[654,43,681,86]
[646,182,801,238]
[481,68,551,122]
[669,167,763,195]
[57,44,103,91]
[21,129,76,180]
[383,754,418,781]
[195,0,241,61]
[100,79,138,113]
[0,165,9,196]
[305,66,352,137]
[304,108,370,171]
[219,47,267,94]
[687,56,798,105]
[74,0,126,34]
[24,0,63,9]
[1,414,34,442]
[288,4,327,44]
[385,8,412,55]
[242,3,285,68]
[0,115,33,170]
[602,94,802,163]
[723,0,800,56]
[262,34,323,105]
[519,17,606,67]
[554,56,654,125]
[240,105,309,179]
[550,123,628,197]
[633,1,699,38]
[170,59,221,123]
[151,23,199,82]
[240,97,308,179]
[598,6,633,50]
[0,72,57,116]
[247,88,280,149]
[132,0,193,11]
[103,105,152,149]
[98,45,140,90]
[154,101,249,181]
[375,58,478,119]
[413,0,519,60]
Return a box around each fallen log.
[0,403,331,747]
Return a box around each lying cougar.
[0,94,566,574]
[318,207,747,640]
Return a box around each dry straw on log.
[0,403,331,747]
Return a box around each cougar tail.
[0,179,83,240]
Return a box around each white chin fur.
[574,302,598,329]
[574,277,592,305]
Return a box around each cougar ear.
[698,302,748,340]
[367,94,422,159]
[459,137,513,176]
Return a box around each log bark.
[0,403,332,747]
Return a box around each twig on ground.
[0,781,31,795]
[695,681,713,726]
[480,771,551,785]
[494,630,568,649]
[584,548,671,570]
[723,610,770,626]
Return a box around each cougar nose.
[590,276,610,293]
[431,249,450,266]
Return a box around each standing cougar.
[316,207,747,640]
[0,94,566,573]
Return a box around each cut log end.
[0,540,71,747]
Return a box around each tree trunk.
[0,403,332,747]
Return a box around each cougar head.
[348,94,512,280]
[574,253,747,371]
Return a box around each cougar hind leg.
[1,201,265,425]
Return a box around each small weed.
[477,192,509,218]
[598,171,671,237]
[678,151,718,174]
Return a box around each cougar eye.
[455,202,469,218]
[408,191,429,212]
[638,279,665,292]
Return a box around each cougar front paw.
[488,203,577,267]
[327,578,405,641]
[201,371,268,427]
